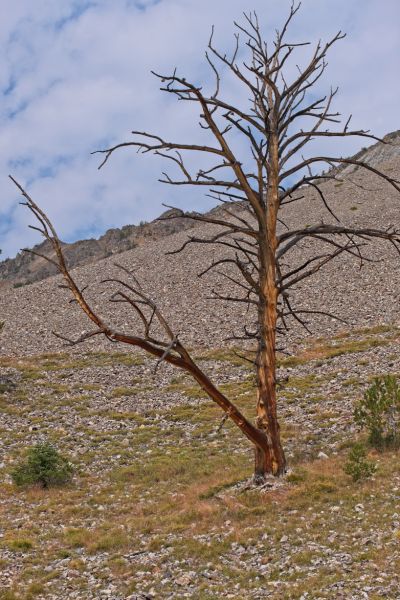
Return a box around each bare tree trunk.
[254,235,286,479]
[254,130,286,481]
[254,290,286,480]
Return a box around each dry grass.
[1,330,400,597]
[278,325,400,367]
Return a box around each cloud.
[1,0,399,258]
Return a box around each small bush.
[8,538,34,551]
[344,443,376,482]
[354,375,400,449]
[11,442,73,488]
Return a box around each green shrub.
[344,443,376,482]
[354,375,400,449]
[8,538,34,551]
[11,442,73,488]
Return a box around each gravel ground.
[0,327,400,598]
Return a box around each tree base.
[253,469,287,485]
[254,445,286,483]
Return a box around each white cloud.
[1,0,399,257]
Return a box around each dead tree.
[11,3,400,481]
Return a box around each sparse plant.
[354,375,400,449]
[0,590,19,600]
[344,442,376,482]
[11,442,73,488]
[0,377,16,394]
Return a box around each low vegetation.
[354,375,400,449]
[11,442,73,489]
[343,443,377,482]
[0,324,399,596]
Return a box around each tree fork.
[111,331,276,464]
[10,173,276,482]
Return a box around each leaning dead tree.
[12,3,400,481]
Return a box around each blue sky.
[1,0,399,259]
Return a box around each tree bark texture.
[255,131,286,480]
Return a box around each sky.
[0,0,399,259]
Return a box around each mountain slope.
[1,130,399,290]
[0,208,198,288]
[1,145,399,357]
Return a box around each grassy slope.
[0,327,399,599]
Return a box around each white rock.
[175,574,193,586]
[280,535,288,543]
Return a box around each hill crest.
[1,130,399,289]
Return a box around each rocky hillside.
[0,208,199,288]
[1,147,400,357]
[1,129,399,290]
[337,129,400,175]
